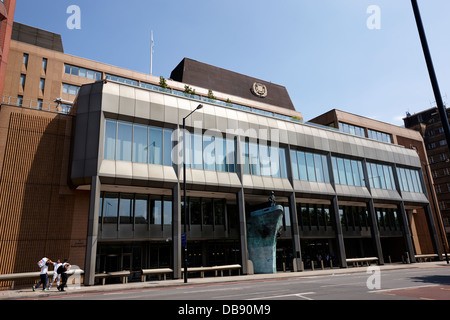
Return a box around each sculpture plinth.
[246,205,284,274]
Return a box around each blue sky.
[14,1,450,125]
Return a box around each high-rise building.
[404,107,450,240]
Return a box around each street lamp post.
[411,0,450,264]
[183,104,203,283]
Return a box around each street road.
[31,265,450,301]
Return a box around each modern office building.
[0,0,16,96]
[310,109,448,256]
[404,107,450,239]
[0,23,444,288]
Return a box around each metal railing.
[1,96,72,115]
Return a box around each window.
[368,129,392,144]
[65,64,102,80]
[63,83,80,95]
[339,122,365,138]
[99,192,173,226]
[17,95,23,107]
[150,196,162,225]
[366,162,395,190]
[163,129,173,167]
[397,167,424,193]
[39,78,45,91]
[297,203,332,229]
[116,122,133,162]
[163,197,172,225]
[37,99,43,110]
[148,126,163,165]
[332,156,364,186]
[42,58,48,71]
[104,119,173,166]
[119,194,134,224]
[23,53,29,67]
[20,74,26,88]
[203,135,216,171]
[135,195,149,224]
[106,74,138,86]
[103,193,119,224]
[133,124,148,164]
[292,150,330,183]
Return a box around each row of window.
[100,192,172,225]
[183,132,236,173]
[65,64,102,81]
[99,192,230,227]
[339,206,400,231]
[332,156,365,187]
[397,167,423,193]
[62,83,80,96]
[291,150,329,183]
[103,120,425,193]
[242,141,288,178]
[339,122,393,144]
[367,162,395,190]
[104,120,173,166]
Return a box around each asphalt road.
[34,265,450,301]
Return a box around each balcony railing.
[1,96,72,115]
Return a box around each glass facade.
[366,162,395,190]
[291,150,329,183]
[180,197,227,227]
[297,203,332,229]
[100,192,172,226]
[182,131,236,173]
[242,141,288,178]
[331,156,365,186]
[397,167,424,193]
[339,122,392,144]
[65,64,102,80]
[339,205,370,230]
[104,119,173,166]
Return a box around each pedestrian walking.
[47,259,62,290]
[33,257,52,292]
[57,259,71,292]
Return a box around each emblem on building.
[251,82,268,98]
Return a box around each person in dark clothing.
[57,258,71,292]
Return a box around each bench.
[181,265,242,278]
[0,268,84,289]
[141,268,173,281]
[415,254,439,262]
[346,257,379,267]
[94,271,130,285]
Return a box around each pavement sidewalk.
[1,261,449,300]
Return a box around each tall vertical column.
[288,192,302,271]
[84,176,101,286]
[285,146,302,271]
[367,200,384,265]
[399,202,416,263]
[332,196,347,268]
[424,204,443,260]
[172,183,182,279]
[237,189,249,274]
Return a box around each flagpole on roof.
[150,30,154,75]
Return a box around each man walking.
[57,259,71,292]
[33,257,52,292]
[47,259,62,290]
